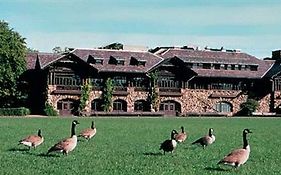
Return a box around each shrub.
[0,107,30,116]
[239,99,259,116]
[44,102,58,116]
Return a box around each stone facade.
[47,85,272,116]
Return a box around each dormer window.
[214,64,220,69]
[203,63,211,69]
[109,56,125,65]
[88,55,104,65]
[250,65,258,71]
[130,57,146,66]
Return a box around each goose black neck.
[181,127,184,133]
[71,123,76,137]
[91,121,95,129]
[38,130,42,138]
[171,130,176,139]
[243,132,248,149]
[208,129,212,137]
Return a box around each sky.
[1,0,281,58]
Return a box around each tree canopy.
[0,20,27,107]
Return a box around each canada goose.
[79,121,97,141]
[192,128,215,149]
[47,120,79,155]
[175,126,187,143]
[19,129,44,150]
[218,129,252,168]
[159,129,178,155]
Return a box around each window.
[274,76,281,91]
[250,65,258,71]
[95,59,104,64]
[224,64,228,70]
[203,63,211,69]
[88,56,104,64]
[91,99,103,111]
[109,56,125,65]
[90,78,103,87]
[132,77,146,87]
[52,72,81,86]
[214,102,232,113]
[134,100,149,111]
[186,63,193,68]
[238,65,242,70]
[113,76,127,87]
[138,60,146,66]
[158,77,179,88]
[214,64,220,69]
[113,99,127,111]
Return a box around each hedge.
[0,107,30,116]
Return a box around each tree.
[78,80,92,116]
[99,43,123,50]
[52,46,62,53]
[239,99,259,116]
[102,78,114,112]
[27,47,39,53]
[0,20,27,107]
[148,71,160,112]
[52,46,71,54]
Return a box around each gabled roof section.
[159,48,274,79]
[26,52,60,70]
[72,48,163,73]
[263,61,281,78]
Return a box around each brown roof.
[72,48,163,73]
[160,48,274,78]
[26,52,60,69]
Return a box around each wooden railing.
[159,87,182,96]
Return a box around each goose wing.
[48,137,74,152]
[175,132,187,142]
[20,135,41,143]
[79,128,96,138]
[219,149,248,164]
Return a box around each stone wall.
[47,85,272,116]
[179,89,248,115]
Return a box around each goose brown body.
[175,126,187,143]
[19,129,44,149]
[160,130,178,154]
[47,120,79,155]
[79,121,96,140]
[192,128,215,149]
[218,129,252,168]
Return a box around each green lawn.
[0,117,280,175]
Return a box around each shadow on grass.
[143,152,163,156]
[204,166,230,172]
[37,153,61,157]
[7,147,29,152]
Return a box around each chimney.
[272,50,281,61]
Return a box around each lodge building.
[24,45,281,116]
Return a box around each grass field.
[0,117,280,175]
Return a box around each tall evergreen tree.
[0,20,27,107]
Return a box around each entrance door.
[160,100,181,116]
[161,101,176,116]
[57,99,77,116]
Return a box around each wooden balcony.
[134,87,149,92]
[52,85,81,95]
[113,87,128,96]
[159,87,182,97]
